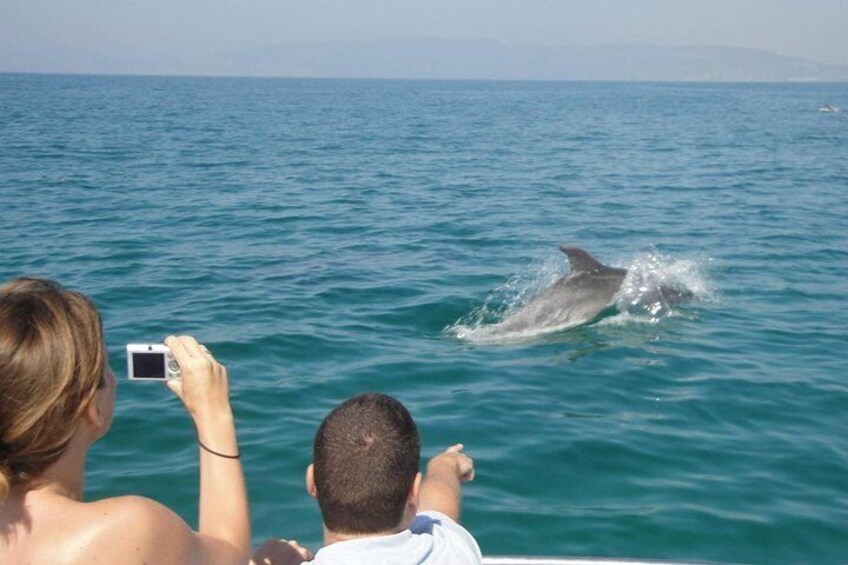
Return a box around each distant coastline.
[3,39,848,82]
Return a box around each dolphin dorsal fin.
[559,246,623,276]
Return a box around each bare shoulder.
[80,496,245,565]
[77,496,197,564]
[87,493,187,522]
[3,494,200,565]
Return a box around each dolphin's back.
[492,247,628,334]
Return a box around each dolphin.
[490,246,629,335]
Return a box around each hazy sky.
[3,0,848,64]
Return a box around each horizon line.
[3,70,848,85]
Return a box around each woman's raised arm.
[164,334,251,562]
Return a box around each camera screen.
[131,352,166,379]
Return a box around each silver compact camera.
[126,344,181,380]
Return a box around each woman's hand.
[164,335,232,423]
[251,538,313,564]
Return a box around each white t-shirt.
[309,511,482,564]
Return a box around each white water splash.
[614,248,713,323]
[447,248,713,344]
[447,255,563,344]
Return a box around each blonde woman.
[0,278,250,564]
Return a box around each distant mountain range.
[5,39,848,81]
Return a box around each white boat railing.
[483,558,727,565]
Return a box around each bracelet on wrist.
[197,436,241,459]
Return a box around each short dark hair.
[313,393,421,534]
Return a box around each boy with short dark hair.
[254,392,481,564]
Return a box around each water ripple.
[2,75,846,563]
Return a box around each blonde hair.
[0,278,106,501]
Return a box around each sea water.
[1,74,846,563]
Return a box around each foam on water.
[448,248,713,344]
[614,248,714,320]
[447,254,564,343]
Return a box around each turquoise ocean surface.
[1,74,847,563]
